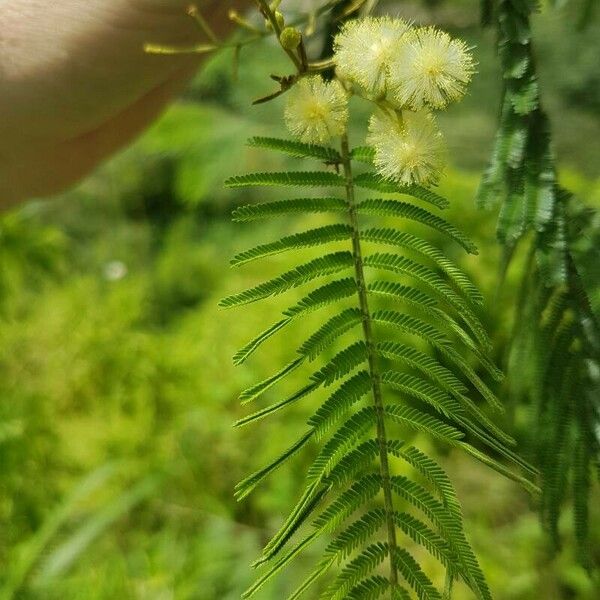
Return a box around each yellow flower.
[389,27,475,110]
[284,76,349,144]
[334,17,411,97]
[367,109,446,186]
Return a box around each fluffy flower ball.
[388,27,475,110]
[284,76,349,144]
[334,17,410,97]
[367,109,446,186]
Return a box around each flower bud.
[265,11,285,31]
[280,27,302,50]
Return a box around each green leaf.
[307,371,372,439]
[358,200,477,255]
[361,228,483,305]
[310,341,369,386]
[323,509,386,561]
[220,251,354,308]
[231,224,352,266]
[323,543,389,600]
[225,171,345,189]
[391,547,442,600]
[233,197,347,221]
[248,136,342,162]
[239,357,305,404]
[235,382,318,427]
[350,146,375,164]
[234,431,314,500]
[314,473,382,532]
[376,341,468,398]
[307,408,375,482]
[297,308,363,360]
[354,173,450,210]
[347,576,390,600]
[242,532,319,599]
[381,371,464,420]
[384,405,465,443]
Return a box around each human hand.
[0,0,248,209]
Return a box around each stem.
[340,134,399,590]
[255,0,303,72]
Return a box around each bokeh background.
[1,1,598,598]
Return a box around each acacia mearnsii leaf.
[371,310,451,347]
[380,370,465,420]
[383,404,465,444]
[313,473,382,532]
[323,509,387,561]
[247,136,342,162]
[367,280,438,309]
[391,547,442,600]
[350,145,375,164]
[307,371,372,439]
[364,252,491,350]
[357,201,477,255]
[393,585,413,600]
[361,227,483,305]
[234,278,360,365]
[459,442,540,495]
[232,197,348,222]
[353,172,450,210]
[286,558,336,600]
[392,512,452,566]
[347,575,390,600]
[372,310,506,419]
[388,475,491,600]
[307,407,376,482]
[377,342,517,456]
[258,482,331,564]
[323,542,389,600]
[234,381,319,427]
[388,444,462,519]
[225,171,345,189]
[367,279,492,364]
[323,440,381,489]
[376,341,469,398]
[220,251,354,308]
[297,308,363,360]
[238,357,305,404]
[231,224,353,266]
[234,430,314,500]
[283,277,357,318]
[241,532,319,599]
[233,318,290,365]
[310,341,369,387]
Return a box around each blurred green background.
[1,1,598,598]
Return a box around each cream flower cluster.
[367,109,446,185]
[283,17,474,186]
[284,76,349,145]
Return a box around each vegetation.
[0,1,598,599]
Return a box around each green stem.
[256,0,303,72]
[340,134,399,590]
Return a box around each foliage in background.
[478,0,600,567]
[0,0,599,598]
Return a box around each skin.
[0,0,248,209]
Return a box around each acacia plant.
[480,0,599,566]
[214,2,539,597]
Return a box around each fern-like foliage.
[224,136,537,598]
[478,0,565,282]
[506,196,600,568]
[482,0,600,564]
